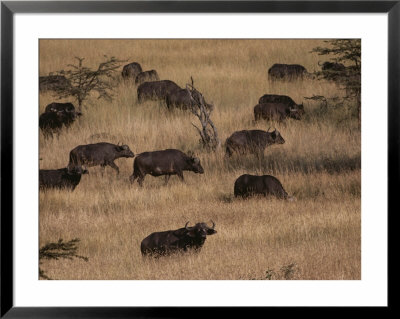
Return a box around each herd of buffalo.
[39,60,335,256]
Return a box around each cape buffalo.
[234,174,294,200]
[135,70,160,85]
[225,129,285,158]
[319,61,346,71]
[39,75,71,92]
[258,94,305,115]
[129,149,204,186]
[165,88,214,111]
[44,102,82,127]
[45,102,75,113]
[121,62,143,80]
[141,221,217,256]
[254,103,302,122]
[39,111,64,136]
[137,80,181,103]
[268,63,308,81]
[39,166,88,191]
[68,142,135,175]
[39,110,79,138]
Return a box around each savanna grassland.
[39,39,361,280]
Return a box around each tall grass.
[39,39,360,280]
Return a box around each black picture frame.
[1,1,396,318]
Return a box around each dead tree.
[186,77,221,151]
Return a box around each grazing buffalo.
[44,102,82,127]
[141,221,217,256]
[254,103,302,122]
[68,142,135,175]
[121,62,143,80]
[130,149,204,186]
[268,63,308,81]
[135,70,160,85]
[258,94,305,115]
[39,111,64,136]
[39,110,80,138]
[45,102,75,113]
[319,61,346,72]
[225,129,285,158]
[165,88,214,111]
[234,174,294,200]
[137,80,181,103]
[39,75,71,92]
[39,166,88,191]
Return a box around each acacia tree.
[53,56,124,112]
[311,39,361,127]
[39,238,88,280]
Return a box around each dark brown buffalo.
[268,63,308,81]
[68,142,135,175]
[135,70,160,85]
[234,174,294,200]
[39,110,80,138]
[39,111,64,136]
[45,102,75,113]
[137,80,181,103]
[165,88,214,111]
[44,102,82,127]
[39,166,88,191]
[130,149,204,186]
[121,62,143,80]
[39,75,71,92]
[258,94,305,115]
[225,129,285,158]
[319,61,346,71]
[254,103,302,122]
[140,221,217,256]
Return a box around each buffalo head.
[289,107,302,120]
[67,165,89,175]
[270,129,285,144]
[297,103,305,115]
[185,221,217,239]
[187,156,204,174]
[116,144,135,158]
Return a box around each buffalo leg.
[137,175,145,187]
[164,175,171,185]
[177,171,184,182]
[100,164,106,176]
[107,161,120,175]
[225,146,233,158]
[255,150,265,161]
[129,174,137,184]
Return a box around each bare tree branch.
[185,78,221,151]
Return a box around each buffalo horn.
[185,222,190,229]
[267,127,271,132]
[209,220,215,229]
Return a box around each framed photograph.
[1,0,395,317]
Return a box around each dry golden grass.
[39,39,360,280]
